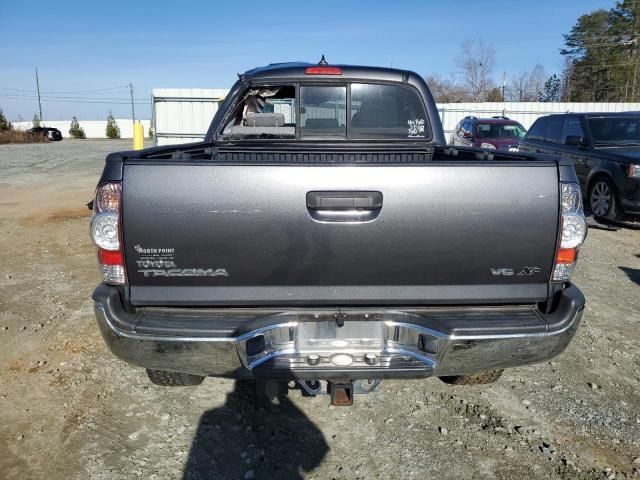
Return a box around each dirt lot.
[1,139,639,480]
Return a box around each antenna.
[318,55,328,66]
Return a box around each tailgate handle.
[306,191,383,210]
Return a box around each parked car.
[519,113,640,221]
[89,61,586,405]
[27,126,63,141]
[449,116,526,150]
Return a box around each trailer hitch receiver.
[329,381,353,406]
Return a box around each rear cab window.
[350,83,429,139]
[221,82,430,141]
[221,86,297,139]
[300,86,346,138]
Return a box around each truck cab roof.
[241,61,416,84]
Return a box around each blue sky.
[0,0,615,121]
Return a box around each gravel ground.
[1,139,639,480]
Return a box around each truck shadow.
[182,380,329,480]
[619,266,640,286]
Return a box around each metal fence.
[151,93,640,145]
[438,102,640,139]
[12,119,151,139]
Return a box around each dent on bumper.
[93,284,584,379]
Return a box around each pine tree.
[32,113,41,128]
[561,1,640,101]
[105,112,120,139]
[539,75,561,102]
[0,109,12,132]
[69,116,86,139]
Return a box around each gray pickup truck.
[90,61,586,405]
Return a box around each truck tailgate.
[122,162,559,306]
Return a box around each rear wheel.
[439,369,504,385]
[589,177,623,221]
[146,368,204,386]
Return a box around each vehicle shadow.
[182,380,329,480]
[619,266,640,286]
[585,213,640,231]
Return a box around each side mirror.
[565,135,587,147]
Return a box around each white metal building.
[152,88,229,146]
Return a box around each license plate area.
[296,321,385,355]
[237,316,445,371]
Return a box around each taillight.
[305,66,342,75]
[552,183,587,282]
[90,182,125,285]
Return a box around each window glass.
[300,86,346,137]
[562,116,585,143]
[587,116,640,145]
[544,116,565,143]
[263,98,296,124]
[221,85,296,138]
[476,123,526,138]
[350,83,430,139]
[526,118,545,141]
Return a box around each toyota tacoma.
[90,61,586,405]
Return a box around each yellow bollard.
[133,122,144,150]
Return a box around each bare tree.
[560,57,575,101]
[508,64,546,101]
[426,74,472,103]
[529,64,546,100]
[456,40,496,101]
[509,71,529,101]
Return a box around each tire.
[145,368,204,386]
[588,177,623,221]
[439,369,504,385]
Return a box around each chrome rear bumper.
[93,284,584,380]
